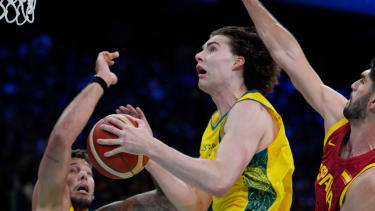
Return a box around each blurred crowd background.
[1,0,374,210]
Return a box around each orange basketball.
[86,114,149,179]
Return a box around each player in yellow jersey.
[32,51,119,211]
[32,51,176,211]
[97,26,294,211]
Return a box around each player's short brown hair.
[71,149,92,167]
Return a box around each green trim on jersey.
[244,149,276,210]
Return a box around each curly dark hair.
[210,26,280,95]
[71,149,92,167]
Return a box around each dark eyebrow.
[71,162,91,169]
[360,73,367,81]
[202,41,220,50]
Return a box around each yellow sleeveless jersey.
[200,90,294,211]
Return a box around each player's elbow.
[209,177,233,198]
[270,48,302,69]
[211,185,231,198]
[48,129,70,148]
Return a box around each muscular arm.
[32,51,119,210]
[143,100,268,197]
[341,168,375,211]
[242,0,348,131]
[100,101,271,208]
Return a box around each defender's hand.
[95,51,119,87]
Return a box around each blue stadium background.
[1,0,374,210]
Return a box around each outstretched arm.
[32,51,119,210]
[242,0,348,131]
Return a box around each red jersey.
[314,118,375,211]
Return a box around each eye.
[208,46,216,53]
[360,78,365,84]
[70,168,78,173]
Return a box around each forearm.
[146,160,211,211]
[243,0,331,113]
[243,0,303,69]
[50,82,104,145]
[147,140,224,197]
[36,82,104,206]
[39,82,104,175]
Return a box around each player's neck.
[211,87,247,117]
[345,119,375,157]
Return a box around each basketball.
[86,114,149,179]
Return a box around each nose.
[78,170,88,181]
[195,51,204,62]
[351,80,359,91]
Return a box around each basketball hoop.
[0,0,37,25]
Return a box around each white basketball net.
[0,0,36,25]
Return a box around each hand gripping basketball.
[86,114,149,179]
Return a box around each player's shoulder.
[231,98,267,114]
[347,167,375,197]
[227,99,271,124]
[355,167,375,190]
[343,167,375,209]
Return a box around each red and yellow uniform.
[315,118,375,211]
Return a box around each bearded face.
[343,91,371,120]
[67,158,95,210]
[71,196,93,210]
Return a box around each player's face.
[67,158,95,209]
[195,35,238,93]
[344,69,373,120]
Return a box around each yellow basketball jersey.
[200,90,294,211]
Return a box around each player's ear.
[233,56,245,71]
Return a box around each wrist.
[145,137,159,160]
[94,73,112,87]
[90,76,108,91]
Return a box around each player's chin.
[198,81,209,92]
[71,195,93,209]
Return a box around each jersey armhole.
[323,118,349,147]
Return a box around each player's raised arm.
[32,51,118,210]
[242,0,348,130]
